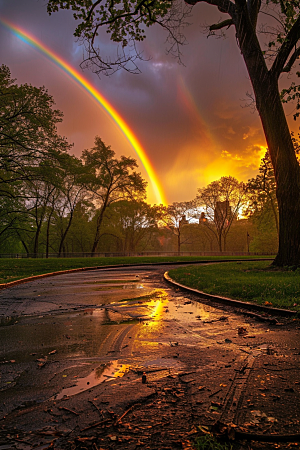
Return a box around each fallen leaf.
[238,327,248,335]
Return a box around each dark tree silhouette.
[196,176,246,251]
[81,136,147,253]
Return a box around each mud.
[0,264,299,449]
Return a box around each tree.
[47,0,300,266]
[100,199,160,252]
[246,151,278,234]
[52,154,88,256]
[0,194,29,253]
[24,173,57,256]
[245,151,279,254]
[196,176,246,252]
[161,201,196,253]
[62,201,94,253]
[248,204,278,254]
[0,64,72,255]
[82,136,147,253]
[0,65,70,183]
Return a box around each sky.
[0,0,298,204]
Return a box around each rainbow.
[177,75,219,151]
[0,17,167,205]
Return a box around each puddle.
[123,284,144,290]
[55,361,130,400]
[92,284,144,291]
[87,279,140,285]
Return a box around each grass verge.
[0,255,270,285]
[169,261,300,311]
[193,434,233,450]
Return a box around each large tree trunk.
[16,231,29,256]
[259,91,300,266]
[58,212,74,257]
[46,209,54,259]
[217,233,222,252]
[91,206,106,254]
[237,20,300,266]
[91,192,110,254]
[252,78,300,266]
[33,221,43,257]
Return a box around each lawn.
[169,261,300,311]
[0,255,270,285]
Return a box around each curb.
[0,258,273,291]
[163,272,298,318]
[235,430,300,442]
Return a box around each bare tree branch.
[209,18,233,31]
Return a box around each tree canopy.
[0,64,70,179]
[196,176,246,251]
[81,136,147,253]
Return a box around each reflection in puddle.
[93,285,124,291]
[84,278,141,285]
[55,361,129,400]
[123,284,144,290]
[167,297,212,323]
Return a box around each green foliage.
[249,207,278,254]
[0,64,70,176]
[82,136,146,201]
[46,0,183,75]
[0,67,149,256]
[246,151,279,253]
[99,199,160,252]
[246,151,277,217]
[81,136,147,252]
[159,201,197,252]
[47,0,172,45]
[60,201,94,252]
[281,81,300,120]
[225,219,252,252]
[0,64,73,252]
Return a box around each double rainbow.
[0,17,167,205]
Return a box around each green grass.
[169,261,300,311]
[194,434,233,450]
[0,255,270,285]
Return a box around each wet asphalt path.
[0,264,270,422]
